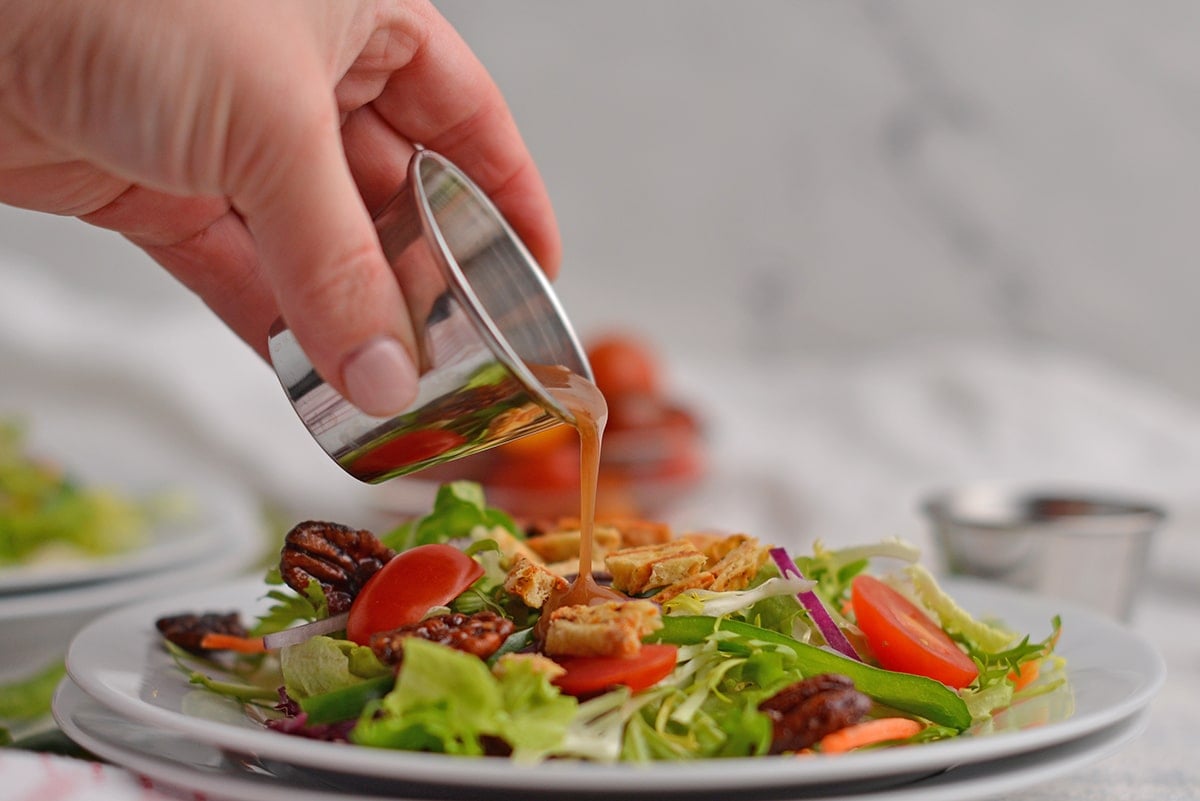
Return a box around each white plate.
[53,678,1150,801]
[0,480,265,681]
[64,575,1165,795]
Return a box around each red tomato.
[586,334,662,399]
[551,644,679,697]
[346,544,484,645]
[490,443,581,492]
[850,575,979,689]
[349,429,467,480]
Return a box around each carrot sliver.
[199,633,267,654]
[817,718,924,754]
[1009,658,1041,691]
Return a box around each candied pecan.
[156,611,246,653]
[369,611,515,665]
[279,521,394,613]
[758,674,871,754]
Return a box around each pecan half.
[156,611,246,653]
[369,611,515,666]
[279,521,394,613]
[758,674,871,754]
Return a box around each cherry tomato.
[490,443,581,492]
[346,544,484,645]
[850,575,979,689]
[350,429,467,480]
[551,644,679,697]
[586,334,662,399]
[497,423,575,459]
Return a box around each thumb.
[230,91,419,417]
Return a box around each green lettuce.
[351,638,576,762]
[280,636,389,700]
[382,482,520,552]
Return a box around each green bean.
[652,615,972,730]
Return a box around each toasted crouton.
[504,557,568,609]
[605,540,707,595]
[486,527,544,567]
[558,517,673,549]
[703,533,758,565]
[708,540,768,591]
[608,518,674,548]
[526,526,622,563]
[652,571,716,603]
[543,600,663,658]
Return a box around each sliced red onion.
[261,612,350,650]
[768,547,862,662]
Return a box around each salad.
[157,482,1063,763]
[0,420,150,567]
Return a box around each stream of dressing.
[529,365,625,629]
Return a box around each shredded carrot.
[816,718,924,754]
[199,633,267,654]
[1008,658,1041,691]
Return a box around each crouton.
[557,517,673,549]
[605,540,707,595]
[526,526,622,563]
[652,571,716,603]
[708,539,768,591]
[703,533,758,565]
[543,600,663,658]
[503,557,568,609]
[486,526,544,567]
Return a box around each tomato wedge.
[850,575,979,689]
[346,544,484,645]
[551,644,679,697]
[349,429,467,480]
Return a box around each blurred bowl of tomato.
[379,332,707,520]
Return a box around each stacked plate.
[51,575,1165,801]
[0,480,265,686]
[0,378,268,736]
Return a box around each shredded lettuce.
[662,577,812,619]
[905,564,1016,652]
[793,538,920,608]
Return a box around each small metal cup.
[922,485,1165,620]
[268,149,590,483]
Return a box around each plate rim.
[64,574,1166,793]
[53,677,1152,801]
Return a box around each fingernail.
[341,336,419,416]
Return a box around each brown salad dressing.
[529,365,626,639]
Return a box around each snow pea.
[652,615,972,731]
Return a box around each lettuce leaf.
[280,636,389,700]
[382,482,520,552]
[351,638,576,762]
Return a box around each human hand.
[0,0,560,416]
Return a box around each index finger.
[368,4,561,277]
